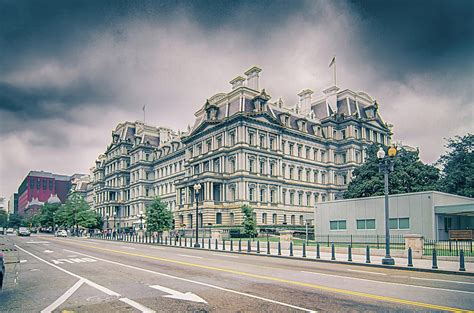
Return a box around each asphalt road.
[1,234,474,312]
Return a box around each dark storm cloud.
[349,0,474,79]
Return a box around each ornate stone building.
[90,66,391,230]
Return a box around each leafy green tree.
[344,144,440,199]
[437,134,473,197]
[37,202,61,228]
[8,213,23,228]
[0,211,8,227]
[145,197,173,234]
[56,194,99,232]
[241,205,257,238]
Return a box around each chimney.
[244,66,262,91]
[229,76,245,90]
[298,89,314,113]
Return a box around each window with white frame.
[330,220,346,230]
[356,219,376,230]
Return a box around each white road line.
[44,250,54,253]
[122,246,136,250]
[26,241,50,244]
[347,269,387,276]
[301,271,474,295]
[40,279,85,313]
[178,254,203,259]
[15,245,154,312]
[120,298,156,313]
[212,253,239,258]
[65,249,315,312]
[19,259,27,263]
[410,276,474,285]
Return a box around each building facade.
[90,66,391,229]
[17,171,71,216]
[314,191,474,240]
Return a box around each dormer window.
[204,99,219,121]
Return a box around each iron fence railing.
[314,234,406,250]
[424,239,473,257]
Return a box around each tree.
[8,213,23,228]
[145,197,173,234]
[437,134,473,198]
[344,144,440,199]
[0,211,8,227]
[37,202,61,229]
[241,205,257,238]
[57,194,99,232]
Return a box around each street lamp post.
[113,212,117,234]
[377,146,397,265]
[139,211,144,230]
[193,184,201,248]
[52,211,56,234]
[106,214,110,229]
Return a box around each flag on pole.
[329,56,336,67]
[142,104,146,112]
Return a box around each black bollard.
[190,237,193,247]
[215,239,218,250]
[459,249,466,272]
[331,243,336,260]
[165,236,168,245]
[179,236,182,246]
[316,243,320,259]
[278,241,281,256]
[348,245,352,262]
[230,239,233,251]
[257,241,260,253]
[184,237,187,247]
[366,246,371,263]
[201,237,204,248]
[289,242,294,256]
[432,248,438,269]
[208,238,211,249]
[223,239,226,251]
[267,241,270,255]
[407,247,413,267]
[247,240,251,253]
[302,242,306,258]
[238,239,242,252]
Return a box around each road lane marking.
[44,250,54,253]
[150,285,207,303]
[410,276,474,285]
[178,254,203,259]
[57,241,471,313]
[26,241,50,244]
[120,298,156,313]
[122,246,136,250]
[15,245,155,313]
[212,253,239,258]
[347,269,387,276]
[19,259,27,263]
[41,279,85,313]
[301,271,474,295]
[64,249,315,312]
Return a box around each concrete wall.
[315,192,438,239]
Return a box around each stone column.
[404,234,424,259]
[279,230,294,250]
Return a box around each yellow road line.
[53,239,472,313]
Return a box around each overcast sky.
[1,0,473,198]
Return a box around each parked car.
[18,227,31,237]
[55,230,68,237]
[0,251,4,290]
[6,228,14,235]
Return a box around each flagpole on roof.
[329,56,336,86]
[143,105,146,124]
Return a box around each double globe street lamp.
[138,211,144,230]
[193,184,201,248]
[377,145,397,265]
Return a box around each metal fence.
[424,239,473,257]
[314,234,406,250]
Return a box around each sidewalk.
[179,238,472,274]
[92,235,472,274]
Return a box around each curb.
[88,237,474,277]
